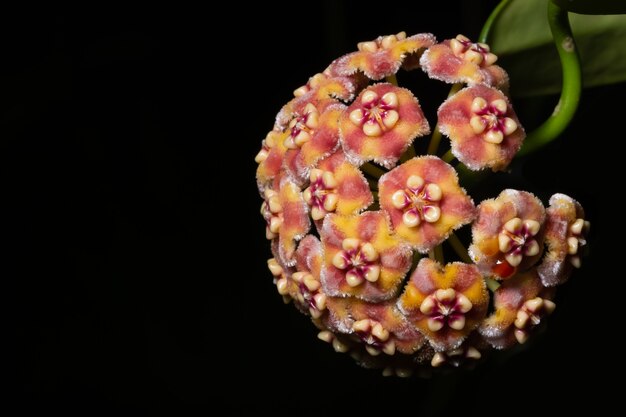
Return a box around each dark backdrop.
[5,2,619,414]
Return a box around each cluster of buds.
[256,32,589,375]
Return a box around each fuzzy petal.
[326,297,426,354]
[340,83,430,168]
[292,71,359,102]
[276,176,311,266]
[379,156,475,253]
[256,131,290,193]
[304,151,373,227]
[320,211,412,302]
[332,32,436,80]
[398,258,488,352]
[420,36,508,88]
[286,104,344,182]
[469,189,546,279]
[537,194,588,287]
[438,85,525,171]
[479,269,553,349]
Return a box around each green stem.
[485,277,501,292]
[428,245,444,263]
[386,74,399,86]
[517,2,582,156]
[448,233,471,263]
[427,84,462,155]
[361,162,386,179]
[442,149,455,163]
[479,0,512,43]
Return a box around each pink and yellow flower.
[255,130,289,192]
[420,35,508,88]
[302,151,373,223]
[537,194,590,287]
[325,297,425,356]
[331,32,436,80]
[479,270,556,348]
[292,70,359,102]
[260,175,310,266]
[282,103,345,182]
[469,189,546,279]
[379,156,475,253]
[438,84,525,171]
[340,83,430,168]
[320,211,412,302]
[288,235,327,318]
[398,258,489,351]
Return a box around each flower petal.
[537,194,588,287]
[438,85,525,171]
[326,297,426,354]
[379,156,475,253]
[479,269,554,349]
[320,211,412,302]
[398,258,488,352]
[340,83,430,168]
[285,104,344,182]
[277,175,311,266]
[255,131,289,193]
[420,36,508,88]
[304,151,373,227]
[469,189,546,279]
[332,32,436,80]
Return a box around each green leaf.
[489,0,626,97]
[552,0,626,15]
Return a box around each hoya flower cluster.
[255,32,589,375]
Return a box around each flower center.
[303,169,338,220]
[292,271,327,319]
[419,288,473,332]
[285,103,319,149]
[260,189,283,240]
[498,217,541,267]
[332,238,381,287]
[390,174,442,227]
[513,297,556,344]
[449,34,498,66]
[357,31,407,53]
[469,97,518,144]
[352,318,396,356]
[349,90,400,137]
[567,218,590,268]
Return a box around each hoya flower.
[398,258,489,351]
[340,83,430,168]
[479,270,556,348]
[282,103,345,183]
[256,27,589,375]
[260,175,310,266]
[255,130,289,192]
[332,32,436,80]
[302,151,373,223]
[275,69,360,132]
[438,84,525,171]
[289,235,327,319]
[292,70,359,101]
[469,189,545,279]
[320,211,412,302]
[379,156,475,253]
[420,34,508,88]
[537,194,590,287]
[325,297,425,356]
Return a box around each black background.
[5,2,620,414]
